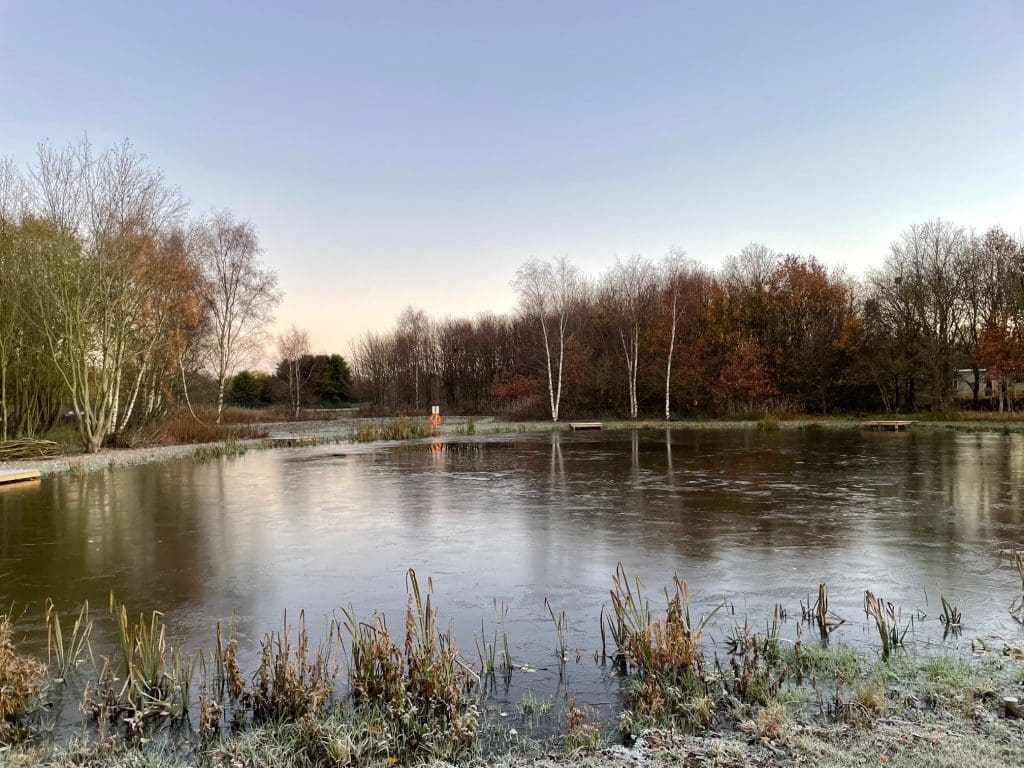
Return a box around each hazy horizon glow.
[2,1,1022,356]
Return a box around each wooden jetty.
[569,422,604,431]
[0,468,42,485]
[860,420,914,432]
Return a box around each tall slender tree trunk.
[216,374,227,423]
[1,365,7,442]
[665,295,677,421]
[554,316,566,421]
[622,326,640,419]
[179,352,202,423]
[117,362,147,432]
[541,320,556,421]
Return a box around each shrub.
[153,412,269,445]
[0,616,48,741]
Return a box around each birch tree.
[197,211,281,422]
[0,160,24,440]
[27,138,185,452]
[396,306,431,409]
[604,255,657,419]
[512,256,580,422]
[277,325,313,418]
[660,249,711,420]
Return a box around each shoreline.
[4,635,1024,767]
[3,414,1024,478]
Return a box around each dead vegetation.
[0,438,63,460]
[0,616,48,741]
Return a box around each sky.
[2,1,1022,355]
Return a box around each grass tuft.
[352,418,433,442]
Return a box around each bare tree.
[27,138,185,451]
[0,160,25,440]
[197,211,281,422]
[396,306,431,410]
[604,255,658,419]
[959,227,1019,403]
[512,256,581,422]
[891,220,969,411]
[662,249,687,420]
[277,325,313,418]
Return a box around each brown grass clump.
[607,566,721,733]
[351,418,433,442]
[741,700,787,741]
[565,698,603,754]
[251,611,337,722]
[152,412,269,445]
[215,405,328,424]
[341,569,479,761]
[607,567,716,679]
[0,616,48,738]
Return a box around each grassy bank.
[3,569,1024,766]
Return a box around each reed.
[192,439,248,462]
[103,597,196,725]
[726,623,779,706]
[250,611,338,722]
[10,570,1014,756]
[339,569,479,762]
[352,418,432,443]
[544,599,569,662]
[864,591,909,661]
[474,619,497,675]
[475,599,510,677]
[112,602,172,717]
[169,646,196,720]
[606,566,723,733]
[608,566,718,676]
[800,583,844,638]
[604,564,651,665]
[45,599,93,682]
[198,683,223,739]
[939,595,962,629]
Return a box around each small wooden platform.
[569,422,604,431]
[0,469,42,485]
[860,420,914,432]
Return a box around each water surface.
[2,428,1023,717]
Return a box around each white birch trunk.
[665,293,677,420]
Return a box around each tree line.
[353,221,1024,420]
[227,353,352,412]
[0,138,286,452]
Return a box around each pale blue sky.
[2,1,1022,353]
